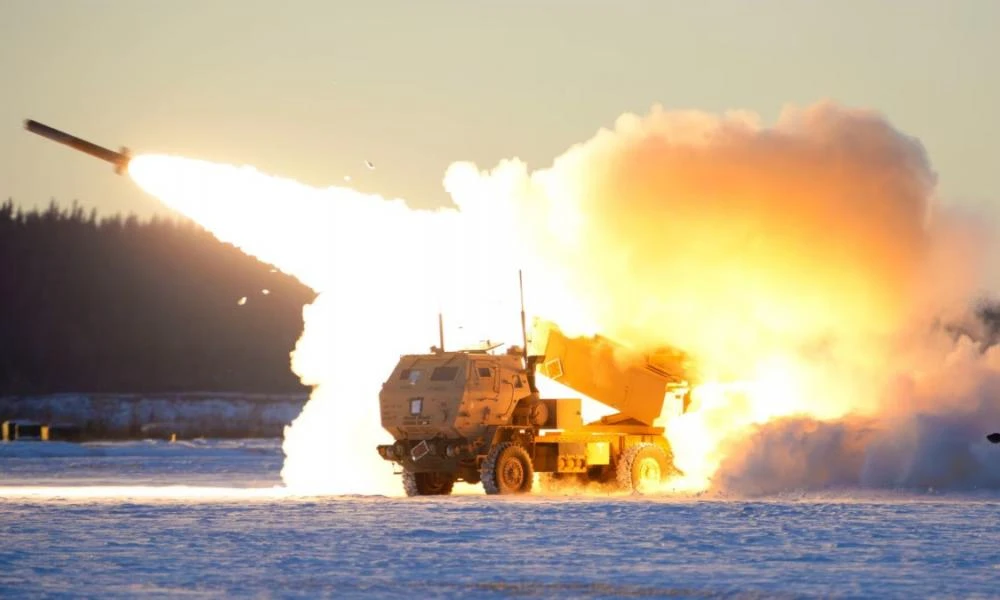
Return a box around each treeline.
[0,199,317,396]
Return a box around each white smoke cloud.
[444,101,1000,494]
[130,100,1000,497]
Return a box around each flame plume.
[128,101,999,496]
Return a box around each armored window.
[477,367,493,378]
[430,366,459,381]
[409,397,423,415]
[514,375,524,388]
[400,369,422,384]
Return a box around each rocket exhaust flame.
[126,155,535,496]
[125,101,1000,497]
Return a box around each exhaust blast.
[127,100,1000,497]
[127,156,533,495]
[444,101,1000,494]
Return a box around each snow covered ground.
[1,439,999,598]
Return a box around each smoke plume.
[127,157,527,495]
[445,101,1000,493]
[129,100,1000,496]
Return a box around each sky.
[1,0,997,219]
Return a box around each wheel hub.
[502,459,524,487]
[636,456,662,491]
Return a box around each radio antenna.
[519,270,528,363]
[438,311,445,353]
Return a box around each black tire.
[616,443,671,494]
[402,470,455,496]
[481,442,534,495]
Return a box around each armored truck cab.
[379,350,534,443]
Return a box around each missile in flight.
[23,119,132,175]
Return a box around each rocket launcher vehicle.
[23,119,131,175]
[376,313,698,497]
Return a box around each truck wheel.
[481,442,534,495]
[616,443,670,494]
[402,471,455,496]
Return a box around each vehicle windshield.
[430,366,459,381]
[398,369,423,385]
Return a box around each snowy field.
[1,440,999,598]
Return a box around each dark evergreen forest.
[0,199,316,396]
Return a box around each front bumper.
[376,438,474,473]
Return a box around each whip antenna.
[519,270,528,362]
